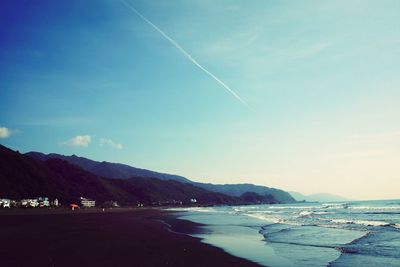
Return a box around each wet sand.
[0,208,262,267]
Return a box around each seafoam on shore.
[170,199,400,267]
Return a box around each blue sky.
[1,0,399,199]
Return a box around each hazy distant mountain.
[26,151,296,203]
[25,152,191,183]
[290,191,350,202]
[196,183,295,203]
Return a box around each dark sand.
[0,208,262,267]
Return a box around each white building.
[38,197,50,207]
[52,198,59,207]
[80,197,96,208]
[29,199,39,207]
[0,199,11,208]
[20,199,29,207]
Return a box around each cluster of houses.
[0,197,59,208]
[69,198,119,210]
[0,197,104,209]
[1,197,198,209]
[149,198,197,206]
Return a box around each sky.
[1,0,399,200]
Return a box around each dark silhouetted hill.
[25,151,295,203]
[25,152,190,183]
[1,145,275,205]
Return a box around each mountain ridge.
[25,151,191,183]
[25,151,295,203]
[0,145,248,205]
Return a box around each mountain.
[1,146,119,202]
[290,191,350,202]
[195,183,295,203]
[0,145,250,205]
[25,152,190,183]
[25,151,295,203]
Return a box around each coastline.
[169,202,400,267]
[0,208,262,267]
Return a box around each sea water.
[170,200,400,267]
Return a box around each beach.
[0,208,261,267]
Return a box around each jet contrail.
[120,0,248,106]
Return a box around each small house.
[0,199,11,208]
[52,198,59,207]
[38,197,50,207]
[80,197,96,208]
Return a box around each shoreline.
[0,208,262,267]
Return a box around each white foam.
[331,219,389,227]
[246,213,285,224]
[313,211,334,215]
[355,220,390,227]
[267,205,316,210]
[247,210,275,214]
[167,207,218,213]
[321,203,350,209]
[298,210,313,216]
[349,205,400,210]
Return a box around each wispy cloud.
[338,149,391,159]
[119,0,248,107]
[0,127,13,138]
[63,135,91,147]
[348,131,400,143]
[99,138,123,150]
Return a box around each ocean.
[170,200,400,267]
